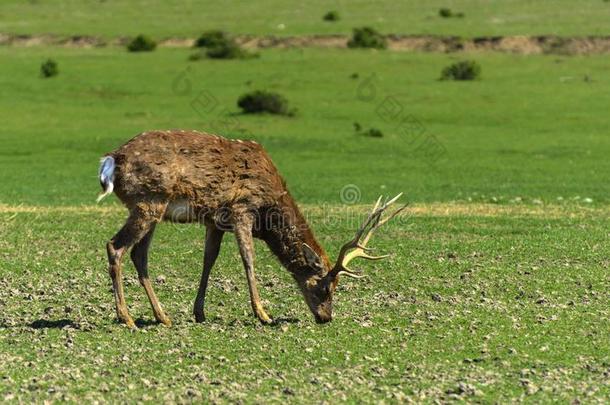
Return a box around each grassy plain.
[1,2,609,403]
[1,0,610,38]
[1,47,610,206]
[0,205,608,402]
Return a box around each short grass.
[2,0,610,38]
[0,205,608,402]
[1,47,609,206]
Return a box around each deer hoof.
[257,313,273,325]
[117,310,136,329]
[156,316,172,327]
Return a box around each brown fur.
[103,130,337,327]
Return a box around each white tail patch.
[97,156,115,203]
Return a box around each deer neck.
[262,197,328,277]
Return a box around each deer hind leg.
[106,202,166,328]
[130,223,171,326]
[234,213,272,325]
[193,226,224,323]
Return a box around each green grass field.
[1,205,608,402]
[1,47,609,206]
[1,1,609,403]
[2,0,610,38]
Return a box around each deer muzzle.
[314,303,333,324]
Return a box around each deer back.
[110,130,286,212]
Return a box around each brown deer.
[98,130,405,328]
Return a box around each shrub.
[237,90,294,116]
[127,35,156,52]
[194,30,227,48]
[364,128,384,138]
[439,8,464,18]
[354,123,383,138]
[440,60,481,81]
[323,11,340,21]
[439,8,452,18]
[190,32,255,60]
[40,59,58,78]
[206,41,256,59]
[347,27,387,49]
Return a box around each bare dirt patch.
[158,37,196,47]
[4,33,610,55]
[237,34,347,49]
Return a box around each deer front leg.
[193,226,224,323]
[130,224,172,326]
[234,214,272,325]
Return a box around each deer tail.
[96,156,115,203]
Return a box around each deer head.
[297,194,407,323]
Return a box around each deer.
[97,130,406,328]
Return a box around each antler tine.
[337,271,367,279]
[332,193,407,279]
[371,199,408,232]
[334,196,383,260]
[360,193,405,246]
[354,195,383,241]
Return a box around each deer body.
[112,131,283,219]
[100,130,404,328]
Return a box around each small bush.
[206,42,256,59]
[364,128,384,138]
[190,32,255,60]
[237,90,294,116]
[439,8,464,18]
[347,27,387,49]
[40,59,58,78]
[354,123,383,138]
[127,35,156,52]
[439,8,452,18]
[323,11,340,21]
[194,30,227,48]
[440,60,481,81]
[190,42,255,60]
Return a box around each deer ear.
[302,243,323,268]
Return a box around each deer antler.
[331,193,408,279]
